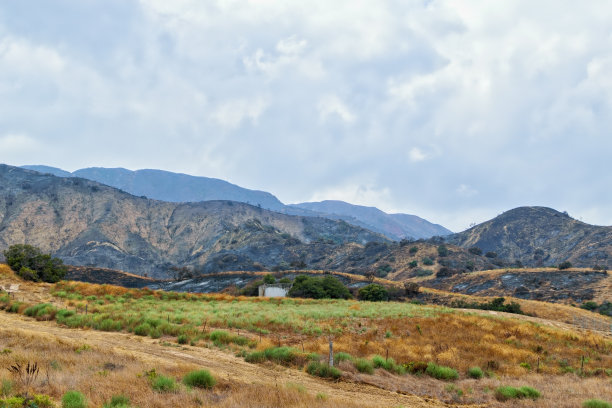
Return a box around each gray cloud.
[1,0,611,231]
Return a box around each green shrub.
[288,275,352,300]
[151,375,176,393]
[307,352,321,361]
[1,379,13,397]
[306,361,341,380]
[437,245,449,257]
[62,390,87,408]
[133,323,152,336]
[408,361,428,374]
[358,284,388,301]
[334,352,352,363]
[426,363,458,380]
[177,334,189,345]
[183,369,216,389]
[102,394,131,408]
[3,396,25,408]
[467,366,483,379]
[422,257,434,266]
[24,303,57,320]
[32,394,55,408]
[244,351,266,363]
[495,386,541,401]
[583,400,612,408]
[354,359,374,374]
[558,261,572,270]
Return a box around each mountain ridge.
[21,165,450,240]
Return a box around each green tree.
[4,244,66,283]
[288,275,351,299]
[263,274,276,284]
[437,245,449,257]
[358,284,389,301]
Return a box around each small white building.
[258,283,292,298]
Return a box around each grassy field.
[1,264,612,407]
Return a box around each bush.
[354,359,374,374]
[306,361,341,379]
[4,244,67,283]
[422,257,434,266]
[495,386,541,401]
[409,246,418,254]
[558,261,572,270]
[468,366,483,379]
[583,400,612,408]
[62,390,87,408]
[177,334,189,345]
[183,369,216,389]
[334,352,352,363]
[468,247,482,255]
[263,274,276,284]
[408,260,418,268]
[133,323,152,336]
[288,275,351,299]
[103,394,131,408]
[151,375,176,393]
[358,284,388,301]
[426,363,458,380]
[437,245,449,257]
[485,251,497,258]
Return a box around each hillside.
[448,207,612,268]
[22,165,451,240]
[1,265,611,407]
[0,165,386,278]
[288,200,451,240]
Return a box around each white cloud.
[408,147,427,162]
[0,133,40,153]
[211,98,268,130]
[317,95,355,123]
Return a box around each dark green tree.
[358,284,389,301]
[4,244,67,283]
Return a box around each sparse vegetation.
[467,366,483,379]
[558,261,573,270]
[425,363,458,381]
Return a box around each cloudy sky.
[1,1,611,231]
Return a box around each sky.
[1,1,611,232]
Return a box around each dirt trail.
[0,312,454,408]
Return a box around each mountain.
[289,200,452,240]
[0,165,387,278]
[20,165,451,240]
[448,206,612,268]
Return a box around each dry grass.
[0,328,375,408]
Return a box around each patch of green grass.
[467,366,483,379]
[151,375,177,393]
[583,400,612,408]
[103,394,131,408]
[426,363,458,381]
[183,369,216,389]
[1,379,13,397]
[133,323,152,336]
[306,361,342,380]
[334,352,352,363]
[354,358,374,374]
[495,386,541,401]
[62,390,87,408]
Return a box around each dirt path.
[0,312,454,408]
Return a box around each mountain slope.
[0,165,386,277]
[289,200,451,240]
[448,206,612,268]
[20,165,451,240]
